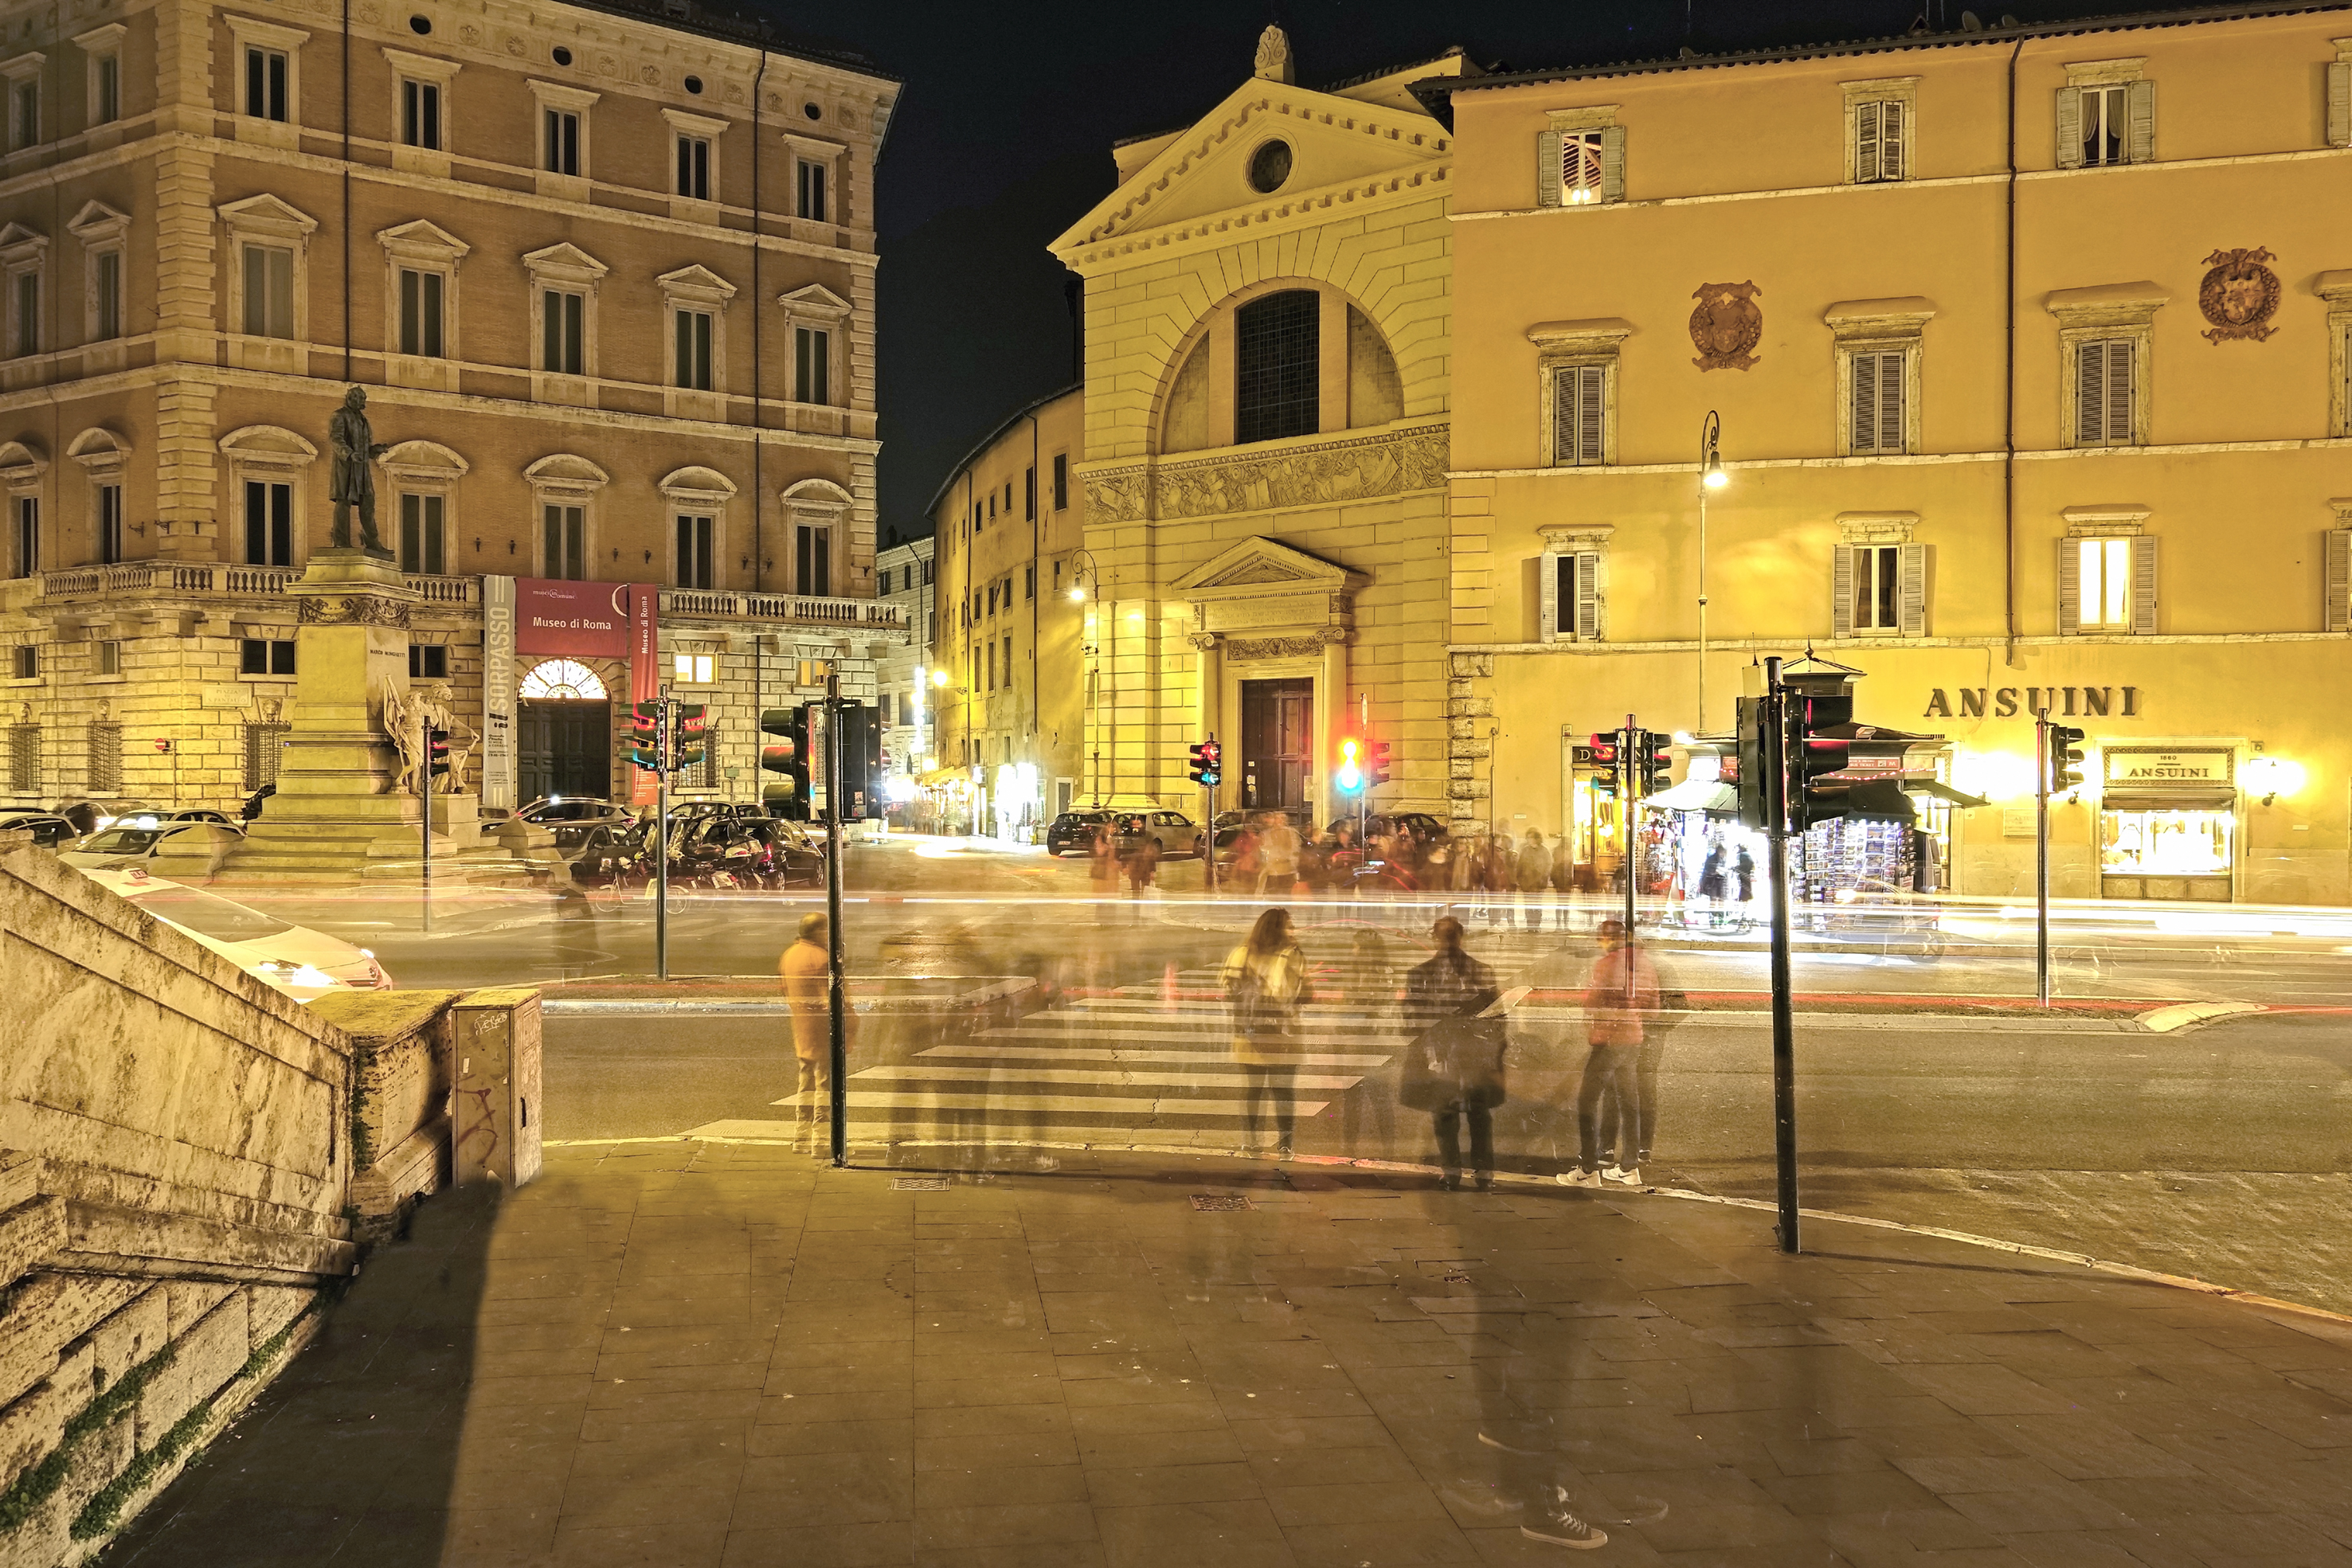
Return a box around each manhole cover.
[1190,1195,1252,1212]
[893,1176,951,1191]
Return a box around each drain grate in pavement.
[893,1175,952,1191]
[1191,1195,1253,1212]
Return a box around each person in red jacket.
[1560,917,1659,1188]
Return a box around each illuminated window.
[672,652,714,684]
[2076,538,2132,628]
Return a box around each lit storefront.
[2098,747,2236,901]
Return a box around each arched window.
[1235,289,1320,444]
[519,659,607,699]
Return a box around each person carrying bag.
[1400,916,1509,1191]
[1225,908,1307,1156]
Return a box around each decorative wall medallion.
[502,33,525,57]
[638,64,659,85]
[1689,281,1763,371]
[457,24,479,45]
[298,593,412,628]
[2197,248,2280,343]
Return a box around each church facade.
[1047,29,1469,829]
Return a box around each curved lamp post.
[1696,411,1728,734]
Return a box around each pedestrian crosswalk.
[749,950,1442,1154]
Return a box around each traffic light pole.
[2034,715,2051,1008]
[655,690,671,982]
[1621,716,1638,938]
[1763,656,1801,1254]
[825,667,848,1168]
[1204,773,1218,897]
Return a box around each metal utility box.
[451,987,542,1188]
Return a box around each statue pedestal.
[167,551,549,886]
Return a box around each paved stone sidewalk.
[112,1143,2352,1567]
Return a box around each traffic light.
[1586,733,1620,767]
[1634,730,1673,796]
[672,703,708,772]
[759,706,809,818]
[630,700,663,772]
[425,727,450,782]
[1365,739,1391,789]
[1335,736,1364,795]
[1188,738,1222,787]
[1788,698,1853,831]
[1735,698,1769,830]
[2049,725,2086,793]
[836,704,882,819]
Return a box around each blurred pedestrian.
[1698,837,1729,929]
[1481,834,1512,925]
[1560,917,1657,1188]
[1515,830,1553,932]
[1400,916,1506,1191]
[1088,820,1119,919]
[1124,827,1160,921]
[1598,960,1685,1187]
[1257,811,1301,897]
[1224,907,1306,1156]
[1341,929,1399,1159]
[1733,843,1756,925]
[1230,817,1262,889]
[779,912,850,1154]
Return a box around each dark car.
[1046,810,1114,857]
[519,796,639,850]
[0,812,80,848]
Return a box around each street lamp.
[1696,410,1728,734]
[1066,547,1105,804]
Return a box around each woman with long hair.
[1224,907,1307,1157]
[1400,916,1506,1190]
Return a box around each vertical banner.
[628,584,660,807]
[481,575,518,811]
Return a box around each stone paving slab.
[108,1144,2352,1567]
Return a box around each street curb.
[538,1132,2352,1328]
[2135,999,2268,1034]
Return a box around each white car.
[78,867,393,1003]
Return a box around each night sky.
[761,0,2150,540]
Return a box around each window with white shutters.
[1848,350,1907,454]
[1853,100,1904,182]
[1552,364,1606,466]
[1540,546,1605,643]
[1561,130,1604,204]
[2074,338,2135,445]
[2057,76,2152,169]
[1833,542,1926,638]
[2326,529,2350,633]
[2064,535,2155,633]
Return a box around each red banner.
[628,585,660,807]
[515,578,631,658]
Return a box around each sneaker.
[1556,1169,1604,1189]
[1602,1165,1642,1187]
[1522,1505,1608,1550]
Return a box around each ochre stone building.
[1429,2,2352,903]
[0,0,902,817]
[926,383,1085,838]
[1047,30,1470,831]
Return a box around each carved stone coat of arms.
[2197,248,2280,344]
[1689,281,1763,371]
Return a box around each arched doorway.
[517,659,612,802]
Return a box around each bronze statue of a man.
[329,385,393,555]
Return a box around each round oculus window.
[803,101,823,120]
[552,45,573,65]
[1247,139,1292,194]
[683,74,702,94]
[407,14,430,33]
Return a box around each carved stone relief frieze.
[1083,427,1445,524]
[1224,628,1346,661]
[298,593,413,628]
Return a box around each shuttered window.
[2065,536,2156,633]
[2075,338,2135,445]
[1536,126,1625,206]
[1541,549,1605,643]
[2325,530,2350,633]
[1854,100,1904,182]
[1849,350,1906,454]
[1833,543,1927,638]
[2058,79,2152,169]
[1552,364,1606,467]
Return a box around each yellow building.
[0,0,901,818]
[1431,4,2352,904]
[1047,29,1472,829]
[926,384,1086,837]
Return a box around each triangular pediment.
[1170,537,1363,598]
[1051,80,1448,257]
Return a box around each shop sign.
[1923,686,2142,720]
[515,578,631,657]
[480,576,516,811]
[2103,749,2231,788]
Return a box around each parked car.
[1114,810,1205,859]
[59,821,224,870]
[1211,806,1317,861]
[0,812,80,848]
[516,796,639,850]
[79,867,393,1002]
[1046,810,1115,856]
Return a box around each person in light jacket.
[1513,830,1554,932]
[1560,917,1658,1188]
[1224,908,1307,1157]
